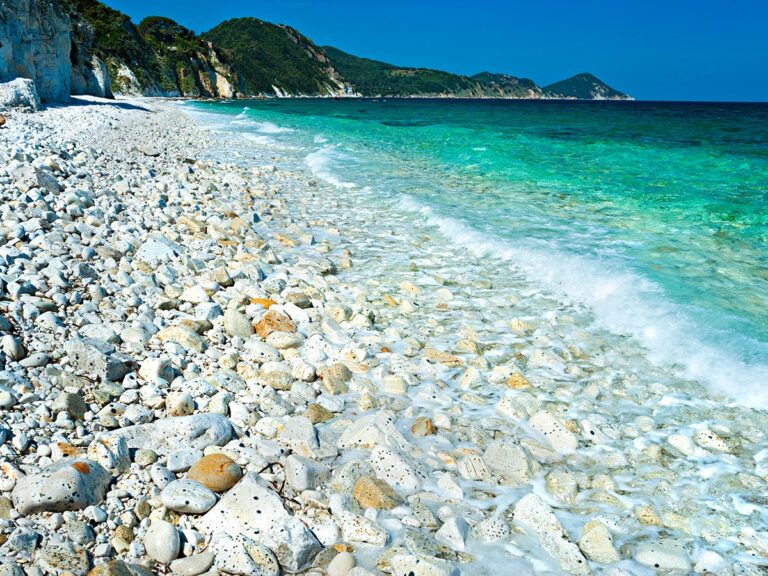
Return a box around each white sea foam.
[399,195,768,409]
[252,121,294,134]
[305,147,358,189]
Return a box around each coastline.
[0,96,766,576]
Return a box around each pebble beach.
[0,97,767,576]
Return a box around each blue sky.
[104,0,768,101]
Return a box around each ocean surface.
[186,98,768,408]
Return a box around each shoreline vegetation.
[0,95,765,576]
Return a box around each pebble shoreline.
[0,96,766,576]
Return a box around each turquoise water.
[187,99,768,406]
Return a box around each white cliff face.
[0,0,112,105]
[0,0,72,102]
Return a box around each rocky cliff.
[0,0,72,101]
[136,17,240,98]
[0,0,111,106]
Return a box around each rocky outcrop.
[136,17,241,98]
[0,78,41,110]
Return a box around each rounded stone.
[143,519,180,563]
[186,453,242,492]
[327,551,356,576]
[166,391,195,416]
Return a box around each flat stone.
[168,448,204,472]
[65,338,136,382]
[37,543,90,576]
[87,560,143,576]
[279,416,319,457]
[456,454,490,481]
[513,494,590,576]
[196,473,321,572]
[335,510,388,546]
[484,441,530,484]
[266,331,304,349]
[135,235,184,265]
[87,560,151,576]
[435,516,469,551]
[353,476,401,510]
[390,554,457,576]
[305,403,333,424]
[471,517,510,543]
[101,414,232,455]
[327,551,356,576]
[187,453,242,492]
[578,520,620,564]
[52,392,88,420]
[636,540,690,572]
[529,411,578,452]
[284,454,328,492]
[12,458,110,514]
[161,479,217,513]
[169,552,215,576]
[371,445,427,490]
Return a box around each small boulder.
[12,458,110,514]
[161,479,217,514]
[224,307,254,339]
[144,519,180,563]
[187,453,242,492]
[317,363,352,395]
[255,310,295,339]
[101,414,232,455]
[353,476,401,510]
[636,540,690,572]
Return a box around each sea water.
[186,98,768,408]
[179,98,768,573]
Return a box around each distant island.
[1,0,632,107]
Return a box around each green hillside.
[203,18,348,96]
[138,17,240,96]
[471,72,543,98]
[544,73,631,100]
[61,0,162,92]
[324,46,482,97]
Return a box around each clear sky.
[103,0,768,102]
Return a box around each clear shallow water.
[186,99,768,407]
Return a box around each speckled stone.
[11,458,110,514]
[353,476,401,510]
[161,479,217,513]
